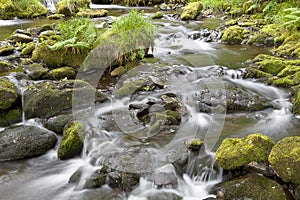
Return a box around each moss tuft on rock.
[269,136,300,185]
[48,66,76,80]
[180,2,203,20]
[0,77,18,110]
[21,42,36,56]
[76,9,108,18]
[221,25,249,45]
[58,121,85,159]
[292,89,300,115]
[0,45,15,56]
[216,133,275,170]
[56,0,91,16]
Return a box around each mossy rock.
[252,54,284,63]
[47,14,65,20]
[0,45,15,56]
[271,76,294,87]
[48,66,76,80]
[9,33,33,43]
[180,2,203,20]
[76,9,108,18]
[221,25,249,45]
[277,65,300,77]
[0,61,13,73]
[229,7,243,17]
[23,63,49,80]
[21,42,36,56]
[213,174,287,200]
[292,89,300,115]
[44,114,73,134]
[58,121,85,159]
[56,0,91,16]
[32,43,88,69]
[115,79,145,98]
[110,66,126,76]
[256,59,286,75]
[0,77,18,110]
[1,0,48,20]
[269,136,300,185]
[0,109,22,127]
[216,133,275,170]
[245,68,272,79]
[152,11,163,19]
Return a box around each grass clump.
[96,10,156,66]
[49,17,99,54]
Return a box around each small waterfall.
[43,0,57,13]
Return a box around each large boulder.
[212,174,287,200]
[216,133,275,170]
[268,136,300,185]
[0,125,57,161]
[58,121,85,159]
[221,25,249,45]
[0,77,18,110]
[56,0,91,16]
[24,80,107,119]
[180,2,203,20]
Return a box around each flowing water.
[0,7,300,200]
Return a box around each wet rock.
[76,9,108,18]
[48,67,76,80]
[181,2,203,20]
[23,63,49,80]
[216,133,275,170]
[83,168,108,189]
[152,172,178,188]
[44,114,73,134]
[24,80,107,119]
[58,121,85,160]
[268,136,300,185]
[0,109,22,127]
[184,139,203,151]
[38,30,57,38]
[212,174,287,200]
[221,25,249,45]
[292,89,300,115]
[0,125,57,161]
[142,190,183,200]
[32,43,88,69]
[0,77,18,110]
[107,172,122,188]
[21,42,36,56]
[152,11,163,19]
[9,33,33,43]
[110,66,126,76]
[0,45,15,56]
[0,61,13,73]
[247,24,281,47]
[56,0,90,16]
[47,14,65,20]
[244,162,275,177]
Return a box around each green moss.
[110,66,126,76]
[32,43,88,69]
[115,79,145,98]
[58,121,85,160]
[245,68,272,79]
[9,33,33,43]
[0,77,18,110]
[180,2,203,20]
[271,76,294,87]
[225,20,237,26]
[216,133,275,170]
[221,25,249,45]
[47,14,65,20]
[23,63,49,80]
[256,59,286,75]
[56,0,90,16]
[21,42,36,56]
[292,89,300,115]
[247,24,280,46]
[0,109,22,127]
[253,54,284,63]
[0,45,14,56]
[269,136,300,185]
[152,11,163,19]
[1,0,47,20]
[166,110,181,121]
[76,9,108,18]
[229,7,243,17]
[49,67,76,80]
[277,65,300,77]
[0,61,13,73]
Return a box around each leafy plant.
[49,17,99,54]
[96,10,156,64]
[281,7,300,30]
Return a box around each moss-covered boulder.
[24,80,107,119]
[292,89,300,115]
[269,136,300,185]
[247,24,281,46]
[256,59,286,75]
[221,25,249,45]
[21,42,36,56]
[48,67,76,80]
[9,33,33,43]
[212,174,287,200]
[0,61,13,73]
[58,121,85,159]
[47,13,65,20]
[56,0,91,16]
[76,9,108,18]
[216,133,275,170]
[0,77,18,110]
[0,45,15,56]
[0,109,22,127]
[23,63,49,80]
[180,2,203,20]
[32,43,88,69]
[0,0,48,20]
[0,125,57,161]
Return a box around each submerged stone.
[0,125,57,161]
[58,121,85,160]
[269,136,300,185]
[180,2,203,20]
[216,133,275,170]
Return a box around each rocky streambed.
[0,2,299,200]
